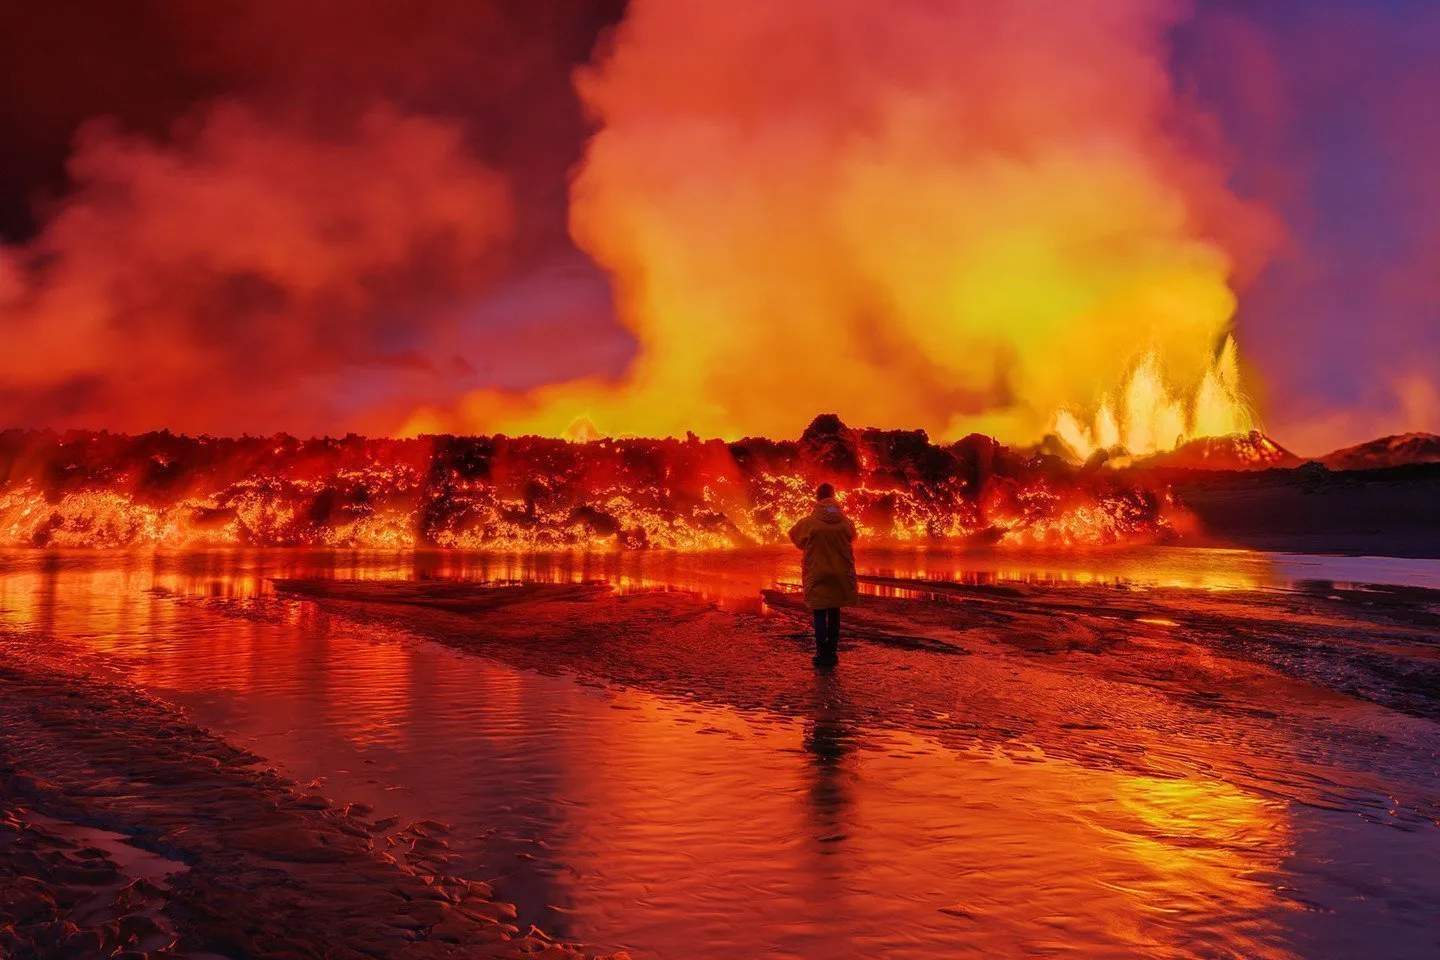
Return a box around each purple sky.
[1173,0,1440,451]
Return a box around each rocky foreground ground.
[0,639,623,960]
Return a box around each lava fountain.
[1053,334,1256,460]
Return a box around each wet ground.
[2,547,1439,959]
[0,648,588,960]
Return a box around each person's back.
[787,483,859,666]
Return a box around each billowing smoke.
[0,0,623,437]
[426,0,1274,442]
[5,1,1432,452]
[0,106,511,435]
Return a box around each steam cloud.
[0,0,617,437]
[0,106,511,435]
[1,0,1435,453]
[426,0,1273,442]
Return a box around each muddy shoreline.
[0,640,620,960]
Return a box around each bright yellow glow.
[397,0,1272,447]
[1053,335,1256,459]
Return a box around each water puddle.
[25,812,189,887]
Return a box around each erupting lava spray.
[1054,333,1255,459]
[416,0,1273,450]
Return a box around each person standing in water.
[787,483,859,667]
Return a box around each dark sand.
[0,640,622,960]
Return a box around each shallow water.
[2,547,1439,959]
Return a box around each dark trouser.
[813,607,840,660]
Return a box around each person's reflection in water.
[802,670,855,850]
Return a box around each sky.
[1171,0,1440,454]
[0,0,1435,456]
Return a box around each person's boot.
[814,642,839,668]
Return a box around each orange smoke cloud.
[0,105,512,435]
[416,0,1274,444]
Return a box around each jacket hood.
[814,497,846,523]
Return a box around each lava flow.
[0,416,1182,550]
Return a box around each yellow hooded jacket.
[787,497,860,610]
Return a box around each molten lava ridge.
[0,417,1184,550]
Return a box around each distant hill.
[1135,430,1301,471]
[1321,433,1440,471]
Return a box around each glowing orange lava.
[1053,334,1257,460]
[0,422,1184,550]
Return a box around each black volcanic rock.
[1322,433,1440,471]
[949,433,1003,489]
[1022,433,1083,464]
[799,414,862,477]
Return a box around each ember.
[0,416,1179,550]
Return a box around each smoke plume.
[8,1,1431,452]
[0,0,622,437]
[0,107,511,435]
[425,0,1273,442]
